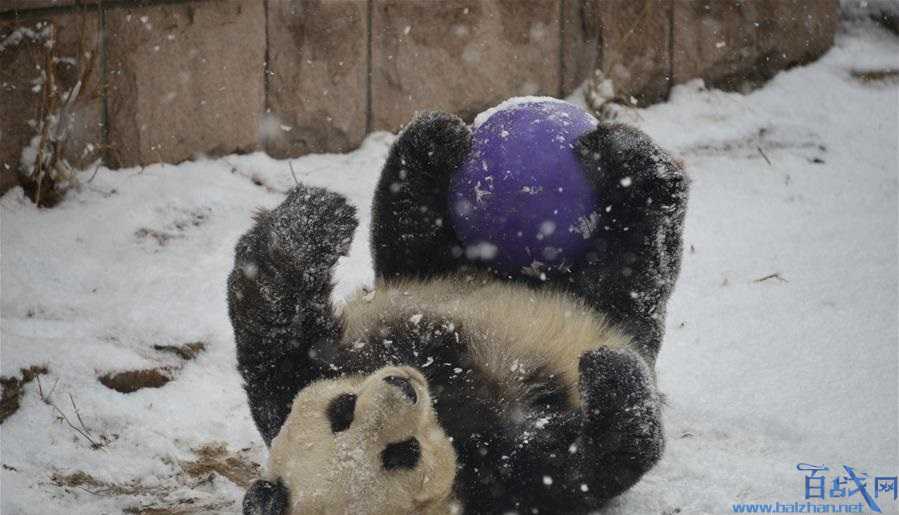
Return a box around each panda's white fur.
[341,274,632,408]
[268,366,458,515]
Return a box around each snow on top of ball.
[472,96,583,129]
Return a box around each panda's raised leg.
[511,347,662,512]
[571,123,689,364]
[574,347,663,505]
[228,184,357,445]
[371,111,472,280]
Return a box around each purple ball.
[449,99,599,278]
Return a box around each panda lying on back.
[228,112,689,514]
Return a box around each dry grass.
[180,443,261,489]
[851,69,899,83]
[48,442,259,513]
[123,500,236,515]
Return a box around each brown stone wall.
[596,0,672,106]
[756,0,840,74]
[370,0,561,132]
[672,0,839,89]
[265,0,368,158]
[0,0,841,196]
[105,0,265,168]
[560,0,598,96]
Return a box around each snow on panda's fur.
[229,112,689,515]
[266,365,457,514]
[340,275,633,410]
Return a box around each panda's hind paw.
[579,347,659,423]
[578,347,664,491]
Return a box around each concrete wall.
[1,0,839,194]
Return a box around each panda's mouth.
[383,375,418,404]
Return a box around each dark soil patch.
[99,342,205,393]
[98,368,172,393]
[0,366,48,424]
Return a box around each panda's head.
[257,366,458,515]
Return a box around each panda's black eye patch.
[326,393,357,433]
[381,438,421,470]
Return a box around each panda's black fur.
[228,112,689,514]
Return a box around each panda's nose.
[383,376,417,404]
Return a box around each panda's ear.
[243,479,289,515]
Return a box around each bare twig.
[47,377,60,400]
[753,272,788,283]
[37,375,61,405]
[36,375,45,400]
[18,8,101,207]
[757,146,772,166]
[51,401,102,449]
[40,391,104,450]
[288,160,299,185]
[68,393,93,439]
[32,26,57,207]
[86,161,102,183]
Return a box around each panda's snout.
[383,375,417,404]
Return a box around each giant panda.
[228,111,689,515]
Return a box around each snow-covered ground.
[1,23,897,515]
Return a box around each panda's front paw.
[576,124,687,215]
[396,111,472,176]
[265,184,358,278]
[243,479,289,515]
